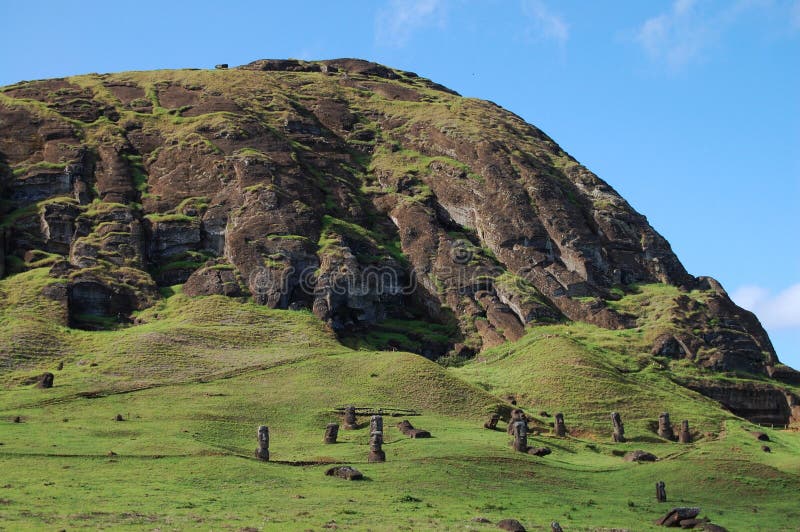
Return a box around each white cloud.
[521,0,569,46]
[635,0,712,70]
[633,0,791,70]
[375,0,446,48]
[792,0,800,29]
[731,283,800,330]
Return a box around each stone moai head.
[324,423,339,444]
[658,412,674,439]
[554,412,566,436]
[255,425,270,461]
[257,426,269,446]
[344,405,357,429]
[369,431,383,451]
[512,420,528,452]
[678,420,691,443]
[370,414,383,434]
[507,408,525,434]
[38,372,54,389]
[611,411,625,442]
[368,430,386,462]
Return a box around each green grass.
[0,269,798,530]
[1,68,799,530]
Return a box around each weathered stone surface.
[507,409,526,435]
[611,411,625,442]
[323,423,339,444]
[554,413,566,437]
[484,413,500,430]
[0,60,794,424]
[511,421,528,453]
[368,431,385,463]
[184,262,245,297]
[678,420,692,444]
[496,518,526,531]
[255,425,269,461]
[527,447,551,457]
[658,412,674,440]
[370,415,383,434]
[655,507,700,527]
[687,382,798,425]
[37,372,54,389]
[656,481,667,502]
[396,419,430,438]
[343,406,357,430]
[624,450,657,462]
[325,465,363,480]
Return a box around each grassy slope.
[1,270,799,530]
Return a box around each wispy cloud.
[521,0,569,46]
[633,0,788,71]
[374,0,446,48]
[732,283,800,330]
[635,0,714,70]
[792,0,800,29]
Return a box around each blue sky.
[1,0,798,367]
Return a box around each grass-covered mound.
[1,270,799,530]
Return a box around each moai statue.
[678,420,692,443]
[370,414,383,434]
[551,522,564,532]
[658,412,674,440]
[343,405,357,430]
[507,409,525,434]
[656,481,667,503]
[512,421,528,453]
[611,411,625,443]
[324,423,339,444]
[37,372,54,389]
[554,413,566,437]
[255,425,270,461]
[484,413,500,430]
[368,431,386,462]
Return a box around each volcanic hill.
[1,59,799,530]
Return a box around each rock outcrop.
[0,59,793,419]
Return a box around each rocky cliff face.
[0,59,791,386]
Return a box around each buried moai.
[554,413,567,437]
[611,411,625,442]
[656,481,667,503]
[678,420,692,443]
[397,419,431,438]
[484,413,500,430]
[370,414,383,434]
[507,409,526,434]
[343,405,357,430]
[324,423,339,444]
[368,431,386,462]
[511,421,528,453]
[658,412,674,440]
[255,425,270,461]
[37,372,54,389]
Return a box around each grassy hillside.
[1,270,799,530]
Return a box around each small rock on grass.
[497,518,526,531]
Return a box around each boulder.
[655,507,701,527]
[527,447,551,457]
[624,450,657,462]
[37,372,54,389]
[325,466,363,480]
[496,518,526,531]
